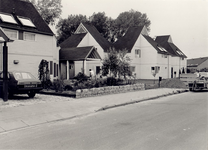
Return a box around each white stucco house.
[60,23,187,80]
[0,0,59,80]
[113,26,187,79]
[59,23,111,79]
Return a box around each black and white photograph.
[0,0,207,149]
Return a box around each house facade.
[59,23,111,79]
[0,0,59,80]
[60,23,187,80]
[113,26,187,79]
[187,57,208,73]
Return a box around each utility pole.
[0,27,14,102]
[3,42,8,102]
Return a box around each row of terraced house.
[0,0,187,81]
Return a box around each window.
[50,61,53,75]
[24,32,35,41]
[57,64,59,77]
[135,49,141,58]
[17,16,36,27]
[19,31,23,40]
[162,54,167,58]
[158,46,167,52]
[130,66,135,72]
[96,66,101,74]
[3,29,18,40]
[54,63,56,77]
[0,72,10,79]
[0,12,17,24]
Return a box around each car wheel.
[28,91,36,98]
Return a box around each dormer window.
[17,16,36,28]
[0,12,17,24]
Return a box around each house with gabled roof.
[60,22,187,79]
[59,23,111,79]
[187,57,208,73]
[113,26,187,79]
[0,0,59,79]
[155,35,187,78]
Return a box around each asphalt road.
[0,91,207,150]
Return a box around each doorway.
[171,67,173,78]
[69,63,75,79]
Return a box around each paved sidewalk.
[0,88,187,133]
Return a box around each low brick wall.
[75,83,145,98]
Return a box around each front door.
[69,63,75,79]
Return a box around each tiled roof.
[187,57,208,67]
[82,23,112,52]
[60,33,87,48]
[142,35,170,55]
[155,35,187,58]
[113,26,144,53]
[0,0,53,35]
[59,46,101,61]
[155,35,170,44]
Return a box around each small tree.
[102,47,131,79]
[117,49,131,79]
[38,59,51,89]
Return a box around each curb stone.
[0,89,188,133]
[96,89,188,112]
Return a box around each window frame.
[24,32,36,41]
[135,49,141,58]
[3,28,18,40]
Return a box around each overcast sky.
[58,0,207,59]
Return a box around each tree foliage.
[30,0,62,25]
[113,9,151,40]
[102,47,131,79]
[38,59,51,89]
[56,9,151,44]
[89,12,110,39]
[56,14,88,44]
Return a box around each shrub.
[73,72,90,81]
[53,79,65,92]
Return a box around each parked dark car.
[0,71,42,98]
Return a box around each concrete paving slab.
[21,115,48,126]
[45,114,64,122]
[0,88,188,133]
[0,120,28,131]
[0,127,5,132]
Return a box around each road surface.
[0,91,207,150]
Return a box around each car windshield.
[14,72,35,80]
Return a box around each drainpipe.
[168,55,170,78]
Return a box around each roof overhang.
[0,27,14,43]
[60,46,102,61]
